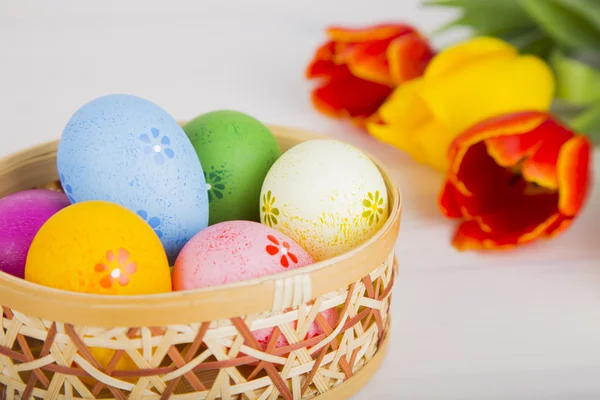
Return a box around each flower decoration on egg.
[139,127,175,165]
[136,210,163,238]
[59,173,76,203]
[95,248,138,289]
[261,190,280,227]
[362,190,385,226]
[204,170,226,202]
[265,235,298,268]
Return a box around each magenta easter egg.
[0,189,70,278]
[172,220,337,349]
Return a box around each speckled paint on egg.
[56,94,209,262]
[260,139,389,261]
[172,220,337,349]
[182,110,281,225]
[0,189,70,278]
[172,220,313,289]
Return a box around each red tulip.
[305,23,434,127]
[439,111,593,250]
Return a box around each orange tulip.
[439,111,593,250]
[306,23,434,126]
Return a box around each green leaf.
[423,0,517,8]
[424,0,535,36]
[518,0,600,50]
[550,49,600,106]
[424,0,555,59]
[569,102,600,144]
[498,27,554,59]
[551,98,587,122]
[553,0,600,27]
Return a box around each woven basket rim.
[0,124,402,326]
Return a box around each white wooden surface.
[1,1,599,399]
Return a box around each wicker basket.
[0,125,402,400]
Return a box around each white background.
[1,1,600,399]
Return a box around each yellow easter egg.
[25,200,171,379]
[25,200,172,295]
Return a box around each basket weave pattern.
[0,253,395,400]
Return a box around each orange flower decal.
[95,248,138,288]
[439,111,593,250]
[306,23,434,126]
[266,235,298,268]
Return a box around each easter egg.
[26,200,169,377]
[260,139,389,261]
[0,190,70,278]
[56,94,209,263]
[25,200,172,295]
[172,220,336,349]
[182,110,281,225]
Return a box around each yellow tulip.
[367,36,555,171]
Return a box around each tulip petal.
[452,191,560,250]
[311,66,392,119]
[439,105,591,251]
[327,24,413,43]
[369,118,448,169]
[367,123,428,164]
[521,123,573,190]
[308,23,434,127]
[424,36,517,80]
[306,41,337,78]
[453,142,527,216]
[544,215,573,237]
[452,220,516,251]
[482,116,549,167]
[557,135,592,216]
[419,55,555,138]
[477,194,559,245]
[343,40,396,85]
[377,78,429,125]
[482,117,572,190]
[373,80,454,171]
[388,33,435,84]
[438,181,463,218]
[415,119,455,171]
[368,36,555,173]
[451,111,547,174]
[370,79,453,170]
[326,24,430,86]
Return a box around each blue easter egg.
[56,94,209,262]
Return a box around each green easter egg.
[183,110,281,225]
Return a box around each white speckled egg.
[259,139,389,261]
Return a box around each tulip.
[439,111,592,250]
[306,23,434,126]
[367,36,555,171]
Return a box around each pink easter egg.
[172,220,337,349]
[0,189,71,278]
